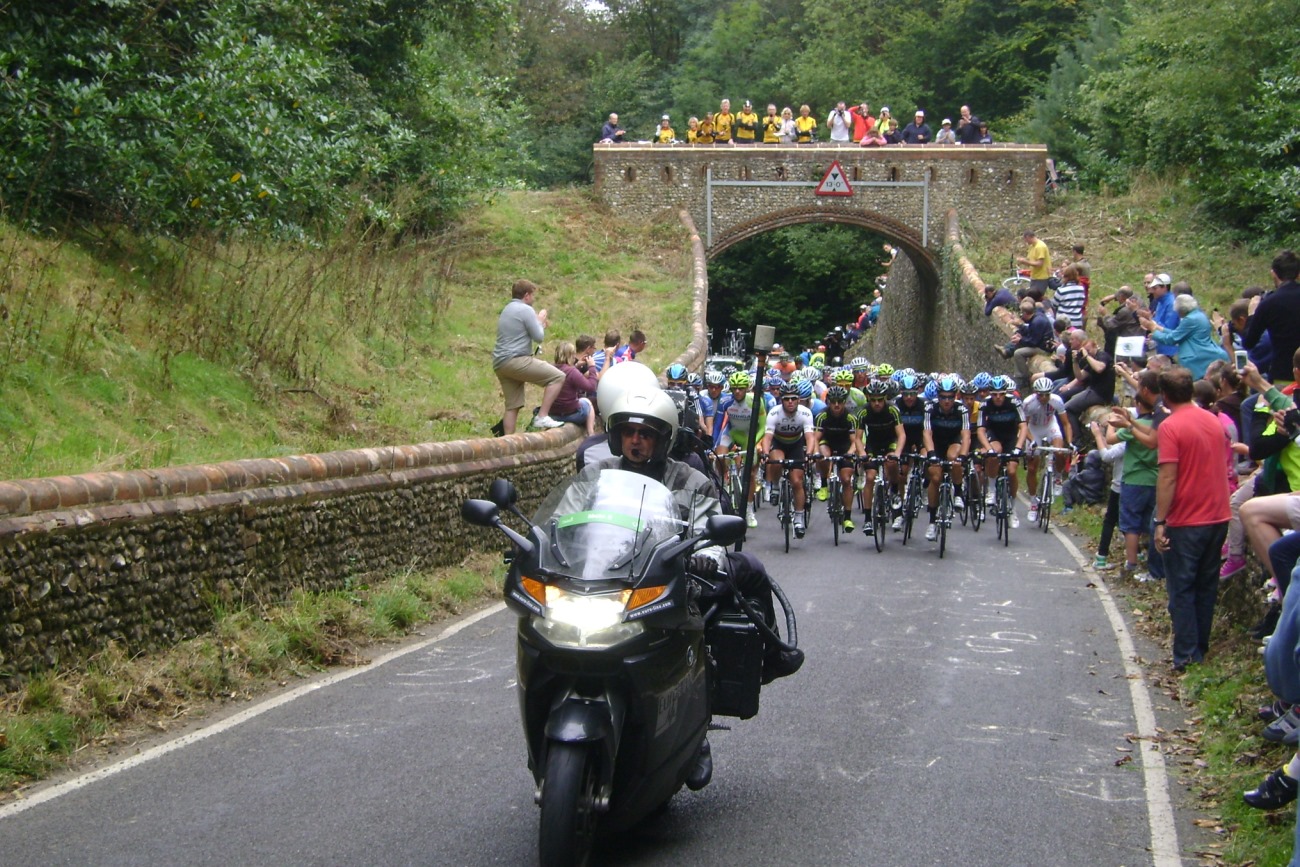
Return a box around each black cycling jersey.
[895,396,927,453]
[815,408,857,454]
[978,396,1026,448]
[857,403,901,454]
[924,401,969,452]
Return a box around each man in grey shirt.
[493,279,565,433]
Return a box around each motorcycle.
[461,468,798,867]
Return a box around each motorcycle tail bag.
[706,612,763,719]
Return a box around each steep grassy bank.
[0,189,693,481]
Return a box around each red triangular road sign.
[814,160,853,196]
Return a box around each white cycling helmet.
[596,361,660,419]
[605,387,679,462]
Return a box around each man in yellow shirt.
[762,104,782,143]
[714,99,735,143]
[735,100,759,143]
[1016,229,1053,301]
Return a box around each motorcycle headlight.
[533,587,644,648]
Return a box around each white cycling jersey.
[1021,393,1066,433]
[765,404,815,444]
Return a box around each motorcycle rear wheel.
[539,742,599,867]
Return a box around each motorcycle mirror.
[488,478,518,509]
[460,498,500,528]
[704,514,746,547]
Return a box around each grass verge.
[0,553,501,796]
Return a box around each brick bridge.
[593,143,1048,282]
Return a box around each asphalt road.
[1,498,1187,866]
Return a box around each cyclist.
[893,372,929,531]
[714,370,768,527]
[873,363,898,398]
[849,357,872,392]
[763,374,784,411]
[857,379,904,536]
[762,383,817,539]
[804,365,827,401]
[977,375,1028,529]
[700,370,726,440]
[922,375,971,541]
[1021,375,1073,524]
[814,385,862,533]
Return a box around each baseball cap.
[941,118,952,125]
[1151,273,1172,287]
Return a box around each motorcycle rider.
[564,377,803,786]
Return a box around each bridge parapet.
[593,143,1047,254]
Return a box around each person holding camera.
[550,340,601,435]
[826,101,853,142]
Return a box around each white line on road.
[1049,526,1182,867]
[0,602,508,821]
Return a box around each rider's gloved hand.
[927,451,938,462]
[689,554,719,579]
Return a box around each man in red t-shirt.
[1153,366,1232,671]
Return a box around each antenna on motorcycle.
[488,478,534,527]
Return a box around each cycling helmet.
[825,385,850,402]
[605,387,679,462]
[865,379,891,397]
[989,375,1011,393]
[779,383,800,400]
[721,364,737,377]
[796,378,813,399]
[850,356,870,372]
[959,379,979,396]
[923,380,939,402]
[686,372,703,388]
[936,374,959,394]
[803,366,822,383]
[728,370,753,390]
[898,373,919,393]
[971,371,993,390]
[832,369,854,386]
[1032,376,1054,394]
[665,362,688,383]
[596,361,660,418]
[875,363,895,378]
[704,370,726,386]
[765,375,784,391]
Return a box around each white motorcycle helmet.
[605,387,679,462]
[596,361,660,418]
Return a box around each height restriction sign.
[814,161,853,196]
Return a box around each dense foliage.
[0,0,522,236]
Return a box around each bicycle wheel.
[1000,480,1011,547]
[902,473,918,545]
[938,485,951,559]
[1039,471,1053,532]
[1002,276,1031,296]
[994,477,1006,542]
[958,474,969,526]
[872,481,887,552]
[969,472,983,532]
[780,478,792,553]
[828,479,842,547]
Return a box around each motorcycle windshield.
[532,469,701,582]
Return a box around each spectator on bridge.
[869,289,882,326]
[697,112,715,144]
[714,99,735,144]
[1153,366,1232,672]
[1016,230,1053,301]
[1140,293,1229,379]
[734,100,760,143]
[849,103,875,143]
[778,107,798,143]
[958,105,984,145]
[654,115,676,144]
[877,107,900,143]
[599,113,625,143]
[977,122,994,144]
[901,110,932,144]
[1245,249,1300,387]
[492,279,565,434]
[1051,264,1087,328]
[685,116,700,143]
[935,119,957,145]
[827,102,853,142]
[762,104,782,144]
[984,283,1017,316]
[795,104,817,143]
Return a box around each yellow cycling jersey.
[795,115,818,143]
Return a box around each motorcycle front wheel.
[539,742,599,867]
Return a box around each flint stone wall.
[0,422,582,689]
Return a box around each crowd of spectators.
[598,99,994,147]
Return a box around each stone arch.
[705,205,940,288]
